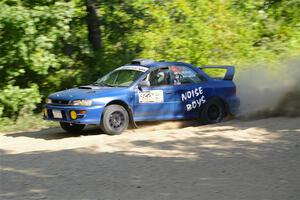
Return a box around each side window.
[171,66,205,85]
[149,67,171,86]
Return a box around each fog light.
[70,111,77,120]
[43,108,48,117]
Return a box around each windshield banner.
[117,66,149,72]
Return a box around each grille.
[51,99,70,105]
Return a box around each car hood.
[48,85,127,101]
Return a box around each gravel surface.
[1,117,300,200]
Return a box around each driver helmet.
[157,71,165,83]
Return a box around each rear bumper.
[226,96,240,115]
[43,104,104,125]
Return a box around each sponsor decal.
[181,87,206,111]
[117,65,148,72]
[139,90,164,103]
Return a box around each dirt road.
[1,117,300,200]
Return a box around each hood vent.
[78,86,93,89]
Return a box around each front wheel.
[60,122,85,133]
[200,98,225,124]
[100,105,129,135]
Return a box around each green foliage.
[0,84,41,119]
[0,113,57,133]
[0,0,299,127]
[0,0,91,121]
[130,0,300,66]
[0,1,73,80]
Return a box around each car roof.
[126,59,197,69]
[124,59,212,82]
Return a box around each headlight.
[70,100,93,106]
[45,98,52,104]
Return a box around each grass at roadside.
[0,113,57,133]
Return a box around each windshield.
[94,69,144,87]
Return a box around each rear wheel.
[100,105,129,135]
[60,122,85,133]
[200,98,225,124]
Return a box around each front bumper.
[43,104,104,125]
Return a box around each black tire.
[60,122,85,133]
[100,105,129,135]
[200,98,225,124]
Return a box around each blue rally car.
[44,59,239,135]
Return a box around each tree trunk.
[86,0,101,51]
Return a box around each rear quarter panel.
[211,79,239,114]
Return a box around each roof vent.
[131,58,154,66]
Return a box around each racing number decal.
[139,90,164,103]
[181,87,206,111]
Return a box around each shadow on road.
[4,126,102,140]
[5,120,205,140]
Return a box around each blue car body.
[44,60,239,127]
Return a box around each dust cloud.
[235,58,300,119]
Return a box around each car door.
[133,67,175,121]
[171,65,213,119]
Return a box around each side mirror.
[138,80,150,90]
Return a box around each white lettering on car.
[186,96,206,111]
[181,87,203,101]
[181,87,206,111]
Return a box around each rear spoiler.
[200,66,235,81]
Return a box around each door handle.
[165,91,173,94]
